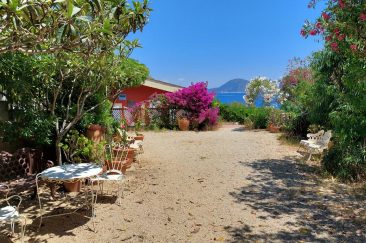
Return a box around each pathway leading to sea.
[27,126,366,242]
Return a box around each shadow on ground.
[227,157,366,242]
[1,185,119,242]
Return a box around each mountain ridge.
[209,79,249,93]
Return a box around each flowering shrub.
[298,0,366,180]
[198,107,219,126]
[279,58,314,111]
[244,77,279,106]
[165,82,215,116]
[301,0,366,57]
[165,82,219,129]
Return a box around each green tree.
[0,0,151,164]
[301,0,366,180]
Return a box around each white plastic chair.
[91,143,128,205]
[0,185,26,243]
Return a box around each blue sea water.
[215,92,279,108]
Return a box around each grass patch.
[278,133,301,146]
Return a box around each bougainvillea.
[165,82,219,127]
[198,107,219,126]
[165,81,215,116]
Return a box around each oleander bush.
[292,0,366,181]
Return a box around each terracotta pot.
[105,155,134,174]
[134,135,144,141]
[112,148,135,160]
[178,118,190,131]
[86,124,105,143]
[268,124,280,133]
[63,181,81,192]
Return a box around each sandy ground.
[2,125,366,242]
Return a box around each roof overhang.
[143,78,182,92]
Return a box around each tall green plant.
[300,0,366,180]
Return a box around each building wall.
[114,85,170,107]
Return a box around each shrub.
[323,143,366,181]
[247,108,270,129]
[198,107,220,129]
[219,103,247,124]
[219,103,271,129]
[59,130,105,164]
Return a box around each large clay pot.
[86,124,105,143]
[63,181,81,192]
[178,118,190,131]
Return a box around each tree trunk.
[55,136,62,165]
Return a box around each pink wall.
[114,85,171,107]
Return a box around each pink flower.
[325,35,332,42]
[322,12,330,21]
[300,29,307,37]
[337,34,345,41]
[309,29,318,36]
[338,0,345,8]
[330,42,339,51]
[350,44,357,51]
[360,13,366,21]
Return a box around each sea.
[215,92,279,108]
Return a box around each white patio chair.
[0,185,26,243]
[304,130,332,161]
[91,143,128,205]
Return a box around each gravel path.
[10,126,366,242]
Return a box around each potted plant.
[106,147,136,173]
[63,180,82,192]
[134,120,144,140]
[60,130,106,191]
[176,110,190,131]
[86,124,105,142]
[268,109,282,133]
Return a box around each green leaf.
[76,15,92,22]
[67,0,80,18]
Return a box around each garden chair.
[304,130,332,161]
[298,130,324,152]
[90,143,128,205]
[0,185,26,243]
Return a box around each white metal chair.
[91,143,128,205]
[0,185,26,243]
[304,130,332,161]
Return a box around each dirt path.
[9,126,366,242]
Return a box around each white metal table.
[36,163,102,231]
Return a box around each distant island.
[209,79,249,93]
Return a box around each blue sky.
[130,0,324,88]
